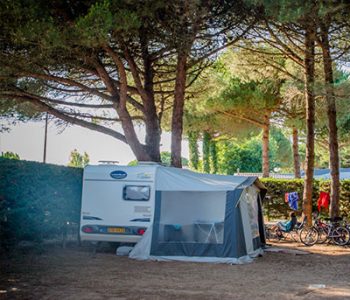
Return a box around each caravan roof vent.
[98,160,119,165]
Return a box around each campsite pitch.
[1,243,350,300]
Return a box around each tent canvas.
[130,167,267,264]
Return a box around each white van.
[80,163,157,244]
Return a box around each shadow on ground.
[1,241,350,300]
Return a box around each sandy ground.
[1,242,350,300]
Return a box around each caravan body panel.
[80,165,157,243]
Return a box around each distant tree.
[127,160,138,167]
[248,0,335,223]
[188,131,200,171]
[270,127,293,169]
[216,128,292,175]
[68,149,89,168]
[202,132,211,173]
[210,139,219,174]
[185,49,286,177]
[207,77,283,177]
[1,151,20,160]
[160,152,189,167]
[217,139,263,174]
[128,152,188,167]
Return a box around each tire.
[331,226,350,246]
[265,227,282,241]
[265,227,278,241]
[109,242,121,251]
[316,227,328,244]
[290,230,300,242]
[300,227,319,246]
[265,227,273,241]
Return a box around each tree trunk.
[95,49,153,163]
[118,107,152,161]
[43,112,48,163]
[171,52,187,168]
[320,20,340,218]
[262,114,270,178]
[105,42,161,163]
[302,24,316,226]
[292,127,301,178]
[140,33,161,162]
[111,52,152,162]
[144,114,161,162]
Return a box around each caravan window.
[123,185,150,201]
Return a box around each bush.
[2,158,350,248]
[318,180,350,219]
[0,158,82,249]
[261,178,350,220]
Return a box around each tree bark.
[292,127,301,178]
[104,44,160,162]
[320,20,340,218]
[171,52,187,168]
[109,53,152,162]
[302,23,316,226]
[262,114,270,178]
[118,108,152,161]
[140,33,161,162]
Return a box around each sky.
[0,119,189,166]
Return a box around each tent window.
[158,191,226,244]
[123,185,150,201]
[245,187,260,238]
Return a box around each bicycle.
[343,220,350,245]
[320,217,349,246]
[265,216,306,243]
[299,226,319,246]
[309,216,350,246]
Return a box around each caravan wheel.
[109,242,121,251]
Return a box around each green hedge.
[0,158,82,249]
[318,180,350,219]
[261,178,350,220]
[1,158,350,248]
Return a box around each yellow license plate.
[108,227,125,233]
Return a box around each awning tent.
[130,167,267,264]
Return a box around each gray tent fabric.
[129,167,266,264]
[155,167,251,191]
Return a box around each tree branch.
[3,94,127,143]
[23,72,113,101]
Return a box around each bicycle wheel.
[331,226,350,246]
[265,227,273,241]
[300,227,319,246]
[290,229,300,242]
[316,227,328,244]
[265,227,283,241]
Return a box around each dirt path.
[1,242,350,300]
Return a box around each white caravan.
[80,162,267,263]
[80,163,157,244]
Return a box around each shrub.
[0,158,82,249]
[318,180,350,219]
[2,158,350,248]
[261,178,350,220]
